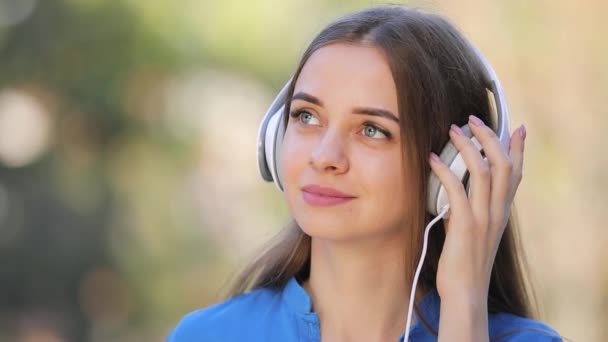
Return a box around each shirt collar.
[282,276,314,314]
[282,276,441,332]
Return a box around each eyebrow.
[291,91,400,124]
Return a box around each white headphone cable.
[402,204,450,342]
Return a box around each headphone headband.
[468,43,510,151]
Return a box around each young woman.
[168,5,563,342]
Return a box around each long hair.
[224,5,538,336]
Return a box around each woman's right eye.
[289,110,320,126]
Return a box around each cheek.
[280,129,308,185]
[356,151,403,188]
[356,152,407,213]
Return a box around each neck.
[301,230,425,342]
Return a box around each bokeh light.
[0,0,37,28]
[0,89,52,168]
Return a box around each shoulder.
[489,312,564,341]
[166,287,284,342]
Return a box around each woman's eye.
[289,110,391,140]
[362,124,390,140]
[290,110,320,126]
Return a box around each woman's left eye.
[362,124,391,140]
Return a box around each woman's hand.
[429,114,526,301]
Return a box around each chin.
[292,214,365,241]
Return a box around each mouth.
[301,184,356,207]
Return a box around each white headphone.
[256,42,510,218]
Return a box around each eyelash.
[288,109,393,140]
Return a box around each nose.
[309,128,349,174]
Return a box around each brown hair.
[224,4,538,336]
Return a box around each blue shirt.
[167,277,563,341]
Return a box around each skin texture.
[280,42,526,342]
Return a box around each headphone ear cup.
[257,108,277,182]
[427,124,476,216]
[274,110,286,191]
[257,80,292,185]
[262,106,286,191]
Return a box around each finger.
[448,124,491,226]
[509,124,526,191]
[428,151,471,221]
[468,115,513,229]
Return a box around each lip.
[301,184,356,207]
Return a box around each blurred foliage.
[0,0,199,340]
[0,0,605,341]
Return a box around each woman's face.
[280,42,412,241]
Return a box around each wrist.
[438,284,489,303]
[438,293,489,342]
[440,293,488,316]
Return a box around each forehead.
[294,43,398,114]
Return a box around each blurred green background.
[0,0,605,341]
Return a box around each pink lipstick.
[301,184,356,207]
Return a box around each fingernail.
[469,115,484,127]
[519,124,527,140]
[430,152,441,163]
[450,124,464,136]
